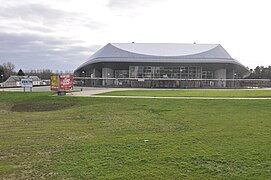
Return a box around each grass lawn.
[100,89,271,97]
[0,91,271,179]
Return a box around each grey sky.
[0,0,270,71]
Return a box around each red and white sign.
[50,74,73,91]
[59,74,73,91]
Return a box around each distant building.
[3,76,41,87]
[74,43,250,88]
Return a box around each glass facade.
[75,65,257,88]
[128,66,203,79]
[202,71,214,79]
[115,70,129,78]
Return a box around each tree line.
[1,62,271,83]
[0,62,16,82]
[247,66,271,79]
[0,62,72,82]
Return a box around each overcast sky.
[0,0,270,71]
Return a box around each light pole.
[0,74,3,83]
[81,71,85,90]
[180,68,183,88]
[234,72,237,88]
[180,68,183,79]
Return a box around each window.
[115,70,129,78]
[129,66,203,79]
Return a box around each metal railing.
[74,77,271,89]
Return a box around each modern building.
[74,43,250,88]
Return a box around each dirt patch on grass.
[11,101,75,112]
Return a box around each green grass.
[100,89,271,97]
[0,91,271,179]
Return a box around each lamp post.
[180,68,183,88]
[81,71,85,90]
[180,68,183,79]
[106,72,110,87]
[234,72,237,88]
[0,74,3,83]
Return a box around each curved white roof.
[111,43,229,57]
[75,43,249,76]
[88,43,233,60]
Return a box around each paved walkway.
[0,86,144,93]
[68,87,271,100]
[69,87,153,96]
[0,86,51,92]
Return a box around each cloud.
[0,3,103,34]
[0,32,100,71]
[0,3,105,70]
[0,4,68,22]
[106,0,153,9]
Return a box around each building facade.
[74,43,251,88]
[2,76,42,87]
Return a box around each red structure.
[59,74,73,91]
[50,74,73,92]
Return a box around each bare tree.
[24,69,54,79]
[0,65,4,82]
[1,62,16,81]
[247,66,271,79]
